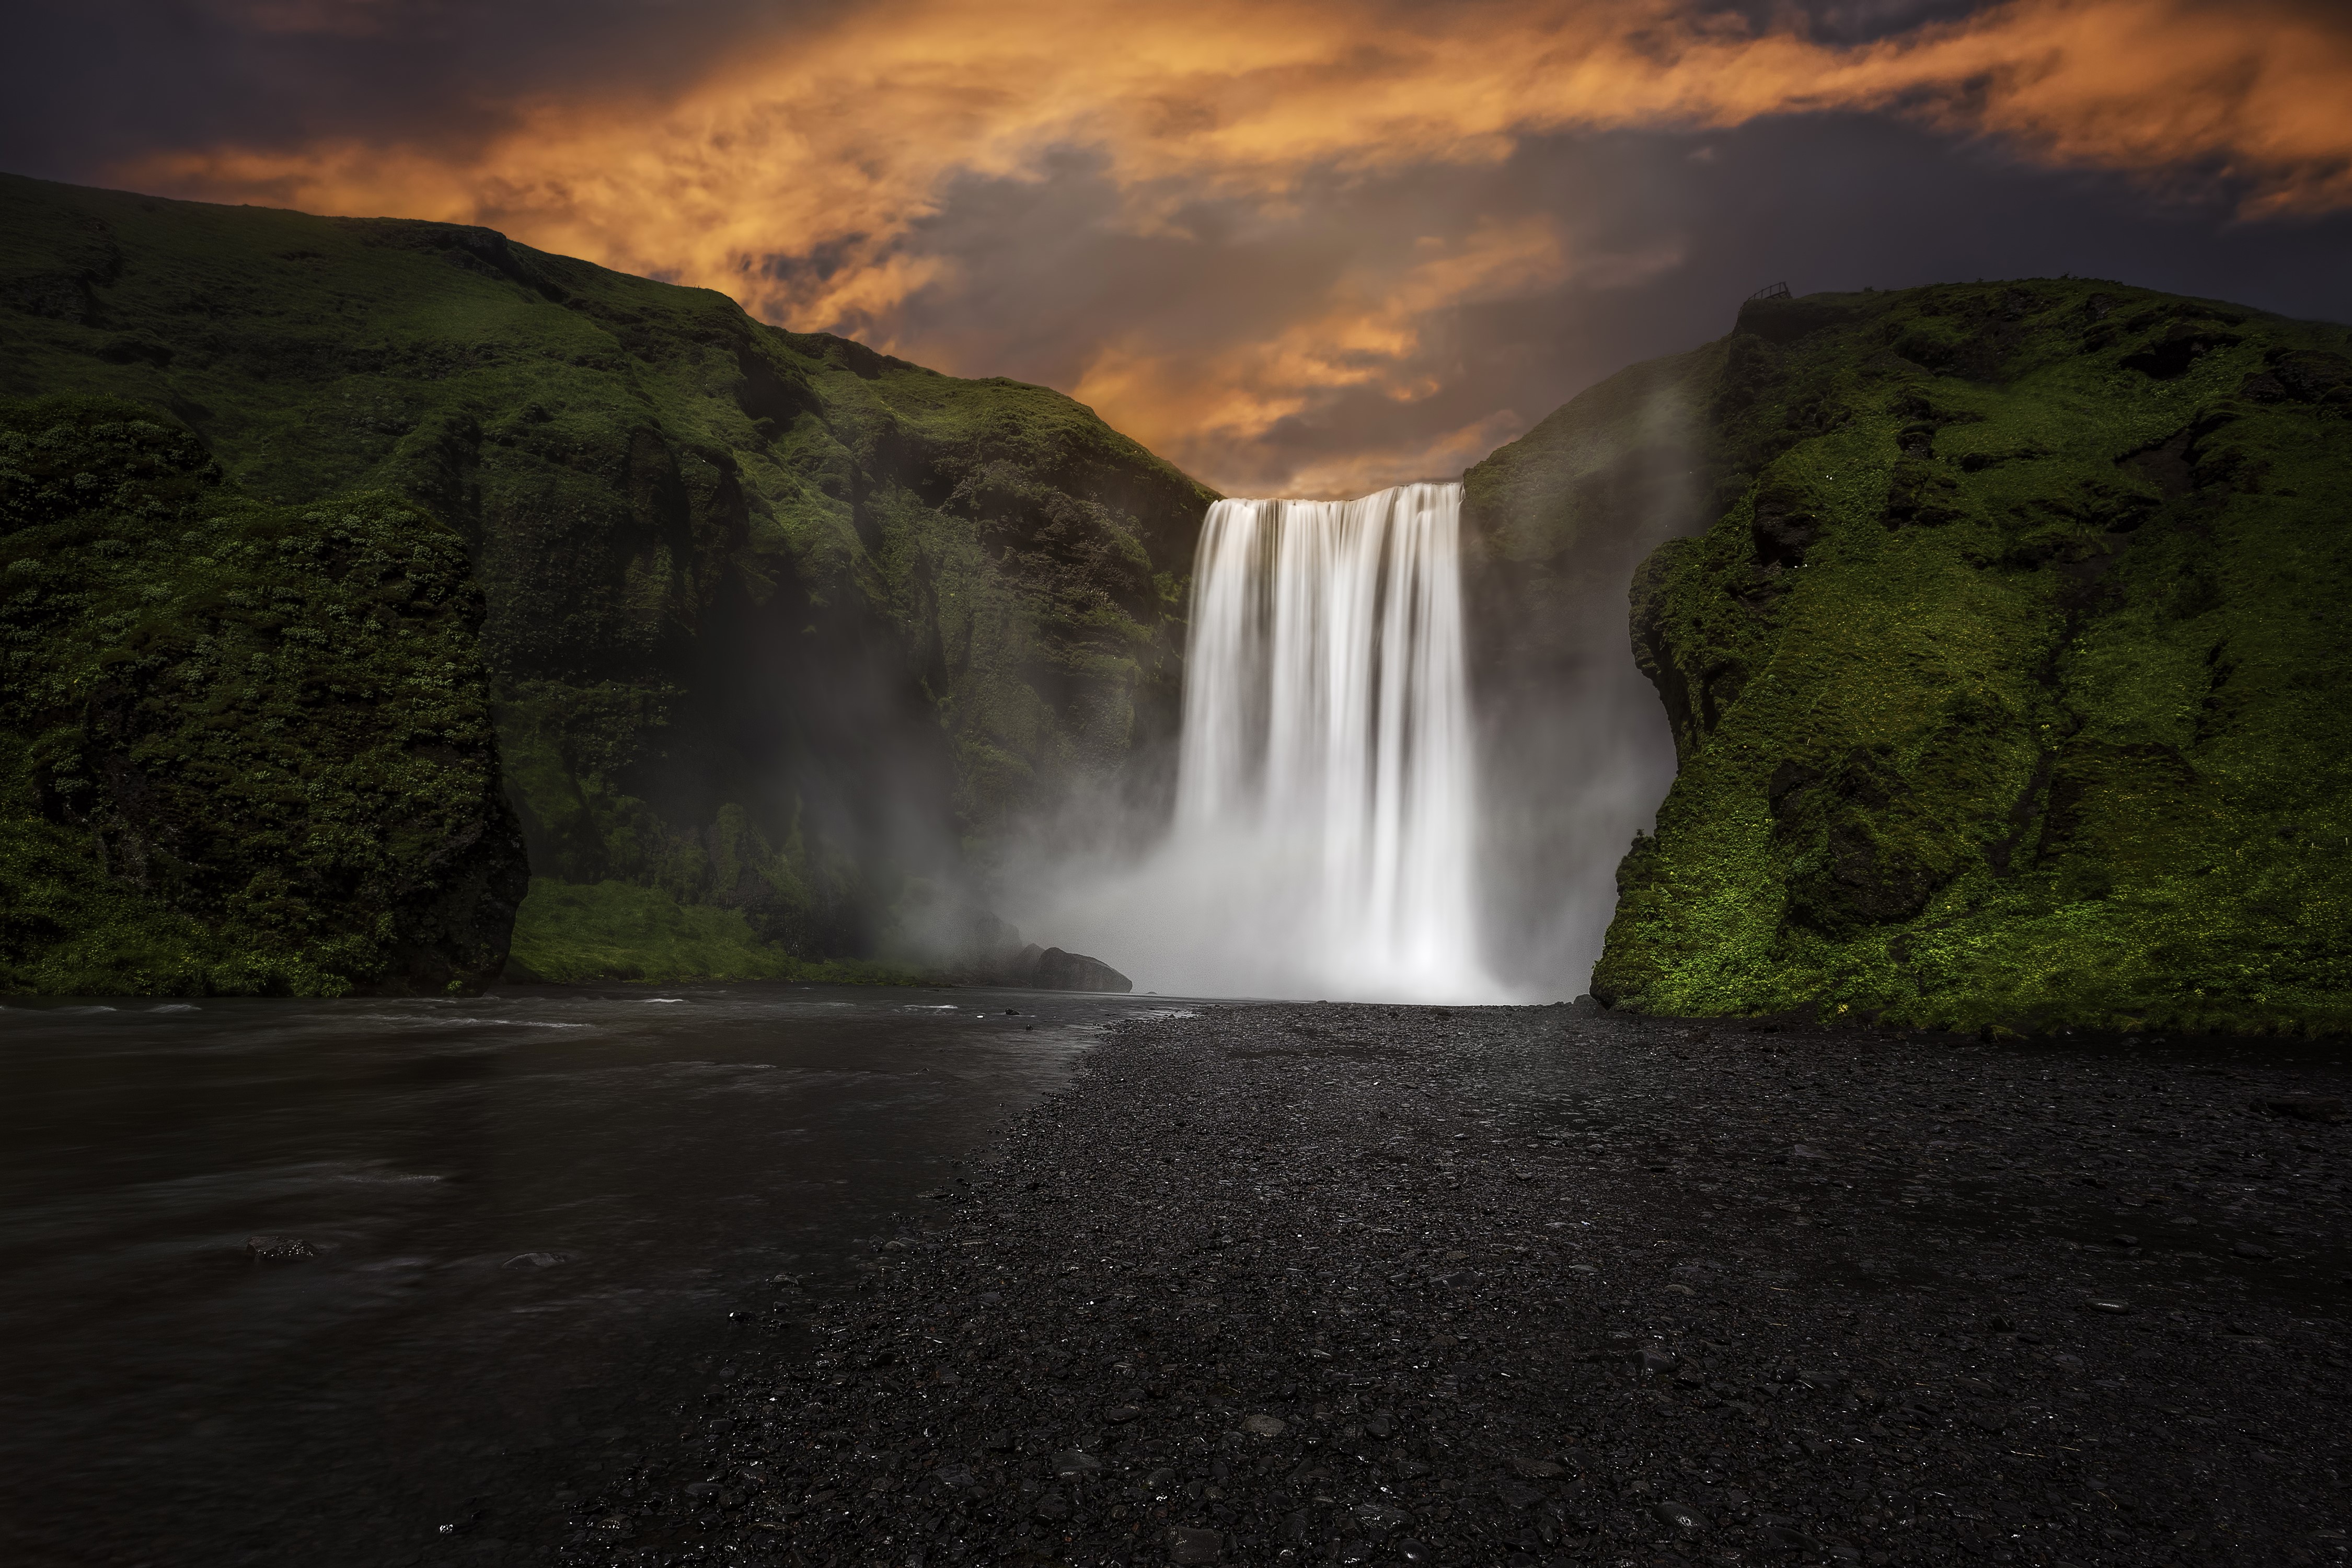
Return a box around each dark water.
[0,984,1186,1567]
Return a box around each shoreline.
[557,1003,2350,1566]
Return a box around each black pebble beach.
[558,1005,2351,1567]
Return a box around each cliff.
[0,175,1215,988]
[0,395,524,994]
[1488,280,2350,1035]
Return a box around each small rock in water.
[2232,1241,2274,1260]
[245,1236,315,1262]
[1242,1412,1287,1437]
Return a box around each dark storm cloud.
[6,0,2348,494]
[0,2,842,176]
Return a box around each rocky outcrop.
[963,939,1134,993]
[1029,946,1134,993]
[1525,281,2351,1036]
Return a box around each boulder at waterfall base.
[989,941,1134,993]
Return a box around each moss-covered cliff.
[0,175,1216,984]
[1489,280,2350,1035]
[1,395,525,994]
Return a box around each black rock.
[1653,1498,1705,1531]
[1035,947,1134,993]
[1165,1524,1224,1564]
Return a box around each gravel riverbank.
[554,1004,2350,1568]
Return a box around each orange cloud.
[127,0,2352,493]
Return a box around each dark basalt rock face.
[1470,280,2352,1037]
[0,174,1216,988]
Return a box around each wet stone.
[1654,1498,1706,1530]
[1165,1524,1224,1563]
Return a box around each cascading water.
[1164,482,1496,999]
[1004,480,1511,1001]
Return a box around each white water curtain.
[1170,482,1489,998]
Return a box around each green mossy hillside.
[1571,281,2351,1035]
[0,395,526,995]
[0,175,1216,979]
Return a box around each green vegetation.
[1474,281,2352,1037]
[0,174,1215,988]
[0,395,524,995]
[504,878,924,985]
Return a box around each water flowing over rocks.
[556,1007,2350,1567]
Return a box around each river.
[0,983,1185,1566]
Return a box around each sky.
[7,0,2350,498]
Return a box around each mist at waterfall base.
[1005,481,1675,1003]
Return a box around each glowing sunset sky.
[7,0,2350,495]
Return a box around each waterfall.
[1167,482,1494,999]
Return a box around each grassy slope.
[0,396,524,994]
[1558,281,2352,1035]
[0,175,1216,983]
